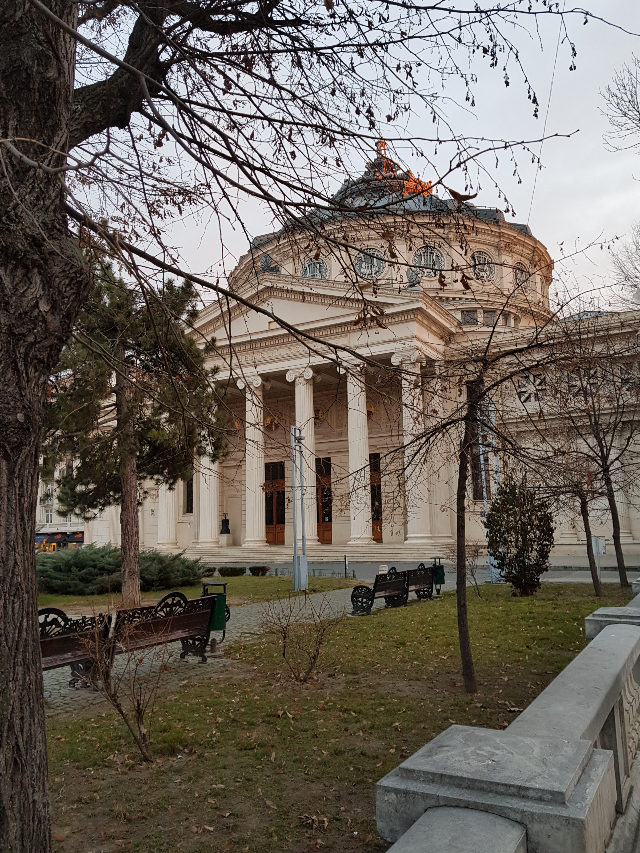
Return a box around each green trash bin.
[201,580,229,631]
[432,558,445,596]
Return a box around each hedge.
[217,566,247,577]
[249,565,270,576]
[36,545,203,595]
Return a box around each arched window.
[472,251,495,282]
[260,254,280,273]
[354,248,386,280]
[514,262,532,289]
[302,259,328,279]
[412,245,445,279]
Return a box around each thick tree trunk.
[0,1,89,848]
[456,385,478,694]
[115,358,141,609]
[603,469,629,588]
[578,493,601,597]
[0,434,51,852]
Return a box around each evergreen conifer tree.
[484,479,555,597]
[44,268,225,606]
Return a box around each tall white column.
[343,364,374,545]
[195,459,220,548]
[391,348,431,544]
[157,483,178,549]
[237,375,267,547]
[286,367,319,545]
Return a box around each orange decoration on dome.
[401,173,433,197]
[372,140,433,197]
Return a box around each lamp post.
[478,401,504,584]
[290,426,308,591]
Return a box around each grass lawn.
[47,583,631,853]
[38,575,356,611]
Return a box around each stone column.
[343,364,374,545]
[286,367,319,544]
[157,483,178,549]
[195,459,220,549]
[237,375,267,547]
[391,348,431,544]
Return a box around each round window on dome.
[354,248,386,280]
[472,251,495,282]
[412,245,444,279]
[302,259,328,279]
[514,262,532,289]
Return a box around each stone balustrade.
[585,594,640,640]
[377,623,640,853]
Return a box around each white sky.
[170,2,640,302]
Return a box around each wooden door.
[370,453,382,542]
[265,462,285,545]
[316,458,332,544]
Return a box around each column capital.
[236,373,263,391]
[286,366,314,384]
[391,345,428,367]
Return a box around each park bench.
[39,609,112,688]
[351,562,437,616]
[39,588,230,688]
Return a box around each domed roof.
[245,142,533,252]
[330,142,531,233]
[332,141,439,211]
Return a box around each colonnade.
[156,353,436,549]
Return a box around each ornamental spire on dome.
[364,140,432,198]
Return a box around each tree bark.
[603,467,629,588]
[578,493,601,597]
[456,383,478,694]
[0,1,90,848]
[115,354,141,609]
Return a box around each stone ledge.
[377,732,615,853]
[396,726,593,805]
[508,625,640,745]
[384,806,526,853]
[586,594,640,640]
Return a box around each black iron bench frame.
[39,589,229,688]
[350,563,435,616]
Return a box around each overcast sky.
[170,2,640,304]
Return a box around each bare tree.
[506,312,640,589]
[0,0,621,846]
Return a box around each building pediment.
[195,278,429,340]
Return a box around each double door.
[370,453,383,542]
[265,461,285,545]
[264,458,336,545]
[316,458,332,544]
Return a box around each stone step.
[185,544,448,565]
[385,807,526,853]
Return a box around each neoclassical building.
[37,146,640,564]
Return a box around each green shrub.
[36,545,202,595]
[218,566,246,577]
[36,545,122,595]
[485,479,555,597]
[249,565,271,576]
[139,550,202,592]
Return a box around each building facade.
[39,147,640,565]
